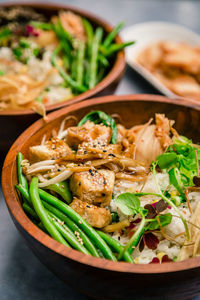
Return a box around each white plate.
[121,22,200,98]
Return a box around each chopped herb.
[12,47,22,61]
[111,212,119,222]
[33,48,40,57]
[19,39,30,48]
[35,97,43,103]
[0,27,11,41]
[30,21,53,31]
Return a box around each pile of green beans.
[32,19,134,94]
[15,152,133,263]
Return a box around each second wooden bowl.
[0,2,125,157]
[2,94,200,299]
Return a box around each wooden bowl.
[2,94,200,300]
[0,2,125,157]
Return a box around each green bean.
[51,45,87,93]
[53,21,72,67]
[30,21,53,31]
[30,177,69,247]
[42,200,100,257]
[17,152,28,194]
[54,20,73,45]
[100,41,135,57]
[38,222,47,232]
[58,66,87,92]
[84,60,90,88]
[63,55,69,70]
[22,202,40,221]
[76,41,85,85]
[82,18,94,56]
[89,27,103,89]
[15,184,32,206]
[103,22,124,48]
[47,211,90,255]
[120,218,146,259]
[54,20,72,67]
[71,52,78,80]
[60,40,71,60]
[44,181,72,204]
[39,189,116,261]
[97,231,133,263]
[98,53,109,67]
[97,68,105,83]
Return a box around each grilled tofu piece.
[70,198,111,228]
[29,138,73,162]
[77,141,122,156]
[70,169,115,207]
[66,121,112,149]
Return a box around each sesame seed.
[89,169,94,176]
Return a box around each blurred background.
[1,0,200,299]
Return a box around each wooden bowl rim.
[0,1,125,116]
[3,94,200,274]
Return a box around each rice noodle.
[57,129,68,140]
[41,134,47,145]
[57,115,78,139]
[38,169,73,187]
[27,165,56,175]
[115,172,147,182]
[28,160,56,171]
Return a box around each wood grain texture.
[2,94,200,299]
[0,2,125,156]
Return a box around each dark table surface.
[1,0,200,299]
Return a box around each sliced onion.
[134,124,163,166]
[38,169,73,187]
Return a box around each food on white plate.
[137,41,200,98]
